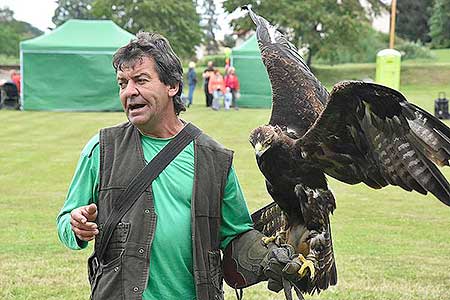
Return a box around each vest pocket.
[208,249,224,299]
[91,249,124,300]
[88,221,129,299]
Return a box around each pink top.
[225,74,240,90]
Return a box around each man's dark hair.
[113,32,185,115]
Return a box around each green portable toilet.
[231,34,272,108]
[375,49,401,90]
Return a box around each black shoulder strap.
[97,123,202,261]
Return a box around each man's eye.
[137,78,147,84]
[118,82,127,89]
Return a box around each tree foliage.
[199,0,220,54]
[53,0,95,26]
[429,0,450,49]
[0,7,43,57]
[396,0,432,44]
[223,0,387,65]
[222,33,237,48]
[91,0,203,59]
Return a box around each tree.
[53,0,95,26]
[0,26,20,57]
[0,7,43,57]
[0,7,14,22]
[429,0,450,49]
[199,0,220,54]
[223,0,386,65]
[222,33,237,48]
[91,0,203,59]
[396,0,432,44]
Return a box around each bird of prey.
[243,5,450,298]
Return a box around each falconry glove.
[223,229,308,299]
[262,245,306,296]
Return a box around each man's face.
[117,56,178,130]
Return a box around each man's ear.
[168,83,179,97]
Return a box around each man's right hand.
[70,203,99,242]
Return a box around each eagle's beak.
[254,142,269,158]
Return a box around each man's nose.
[123,80,139,98]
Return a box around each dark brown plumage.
[245,5,450,297]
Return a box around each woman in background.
[208,68,225,111]
[224,67,240,110]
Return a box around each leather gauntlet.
[223,229,305,293]
[223,229,275,288]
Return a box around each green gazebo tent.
[20,19,135,111]
[231,34,272,108]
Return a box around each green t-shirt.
[57,133,253,300]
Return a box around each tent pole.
[389,0,397,49]
[19,48,24,110]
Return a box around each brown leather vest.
[88,122,233,300]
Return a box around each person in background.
[224,87,232,110]
[10,69,21,95]
[186,61,197,107]
[208,68,225,111]
[202,61,214,107]
[224,67,240,110]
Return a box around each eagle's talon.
[297,254,315,279]
[262,229,287,246]
[262,236,276,245]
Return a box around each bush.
[197,54,226,69]
[0,54,19,65]
[313,24,434,64]
[313,24,388,64]
[396,40,433,60]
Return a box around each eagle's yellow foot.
[297,254,315,279]
[261,236,276,245]
[262,230,287,246]
[277,229,287,243]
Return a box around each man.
[202,60,214,107]
[186,61,197,107]
[57,32,303,300]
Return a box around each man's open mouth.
[129,103,146,110]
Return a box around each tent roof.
[21,19,135,52]
[232,34,260,55]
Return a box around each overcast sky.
[0,0,57,32]
[0,0,240,38]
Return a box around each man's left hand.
[263,244,305,293]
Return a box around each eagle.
[243,6,450,298]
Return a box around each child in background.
[224,87,232,110]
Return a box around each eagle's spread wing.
[244,5,328,138]
[299,81,450,206]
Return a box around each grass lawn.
[1,58,450,299]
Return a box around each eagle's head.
[249,125,282,158]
